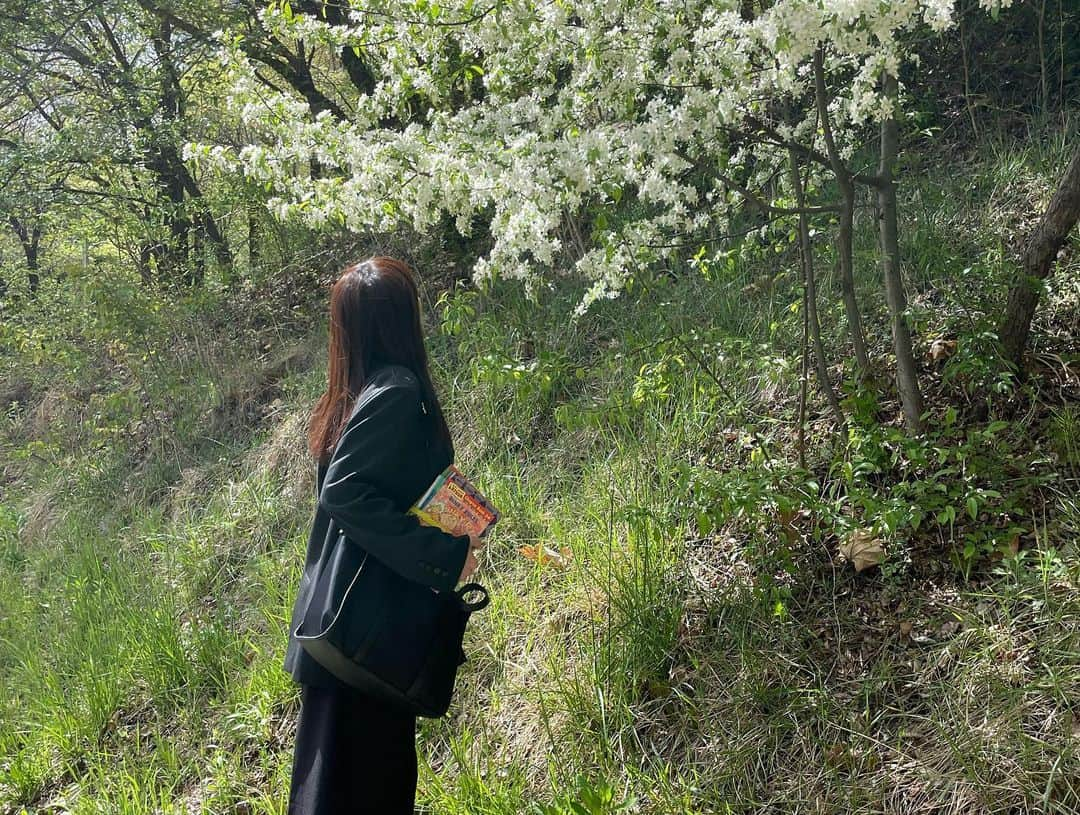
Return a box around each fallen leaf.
[929,339,958,363]
[519,544,572,568]
[839,529,885,572]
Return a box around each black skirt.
[288,683,418,815]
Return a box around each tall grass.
[1,132,1077,814]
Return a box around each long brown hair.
[307,257,453,464]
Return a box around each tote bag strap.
[455,583,490,613]
[293,532,370,642]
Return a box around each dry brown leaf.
[519,544,572,568]
[839,529,885,572]
[929,339,958,363]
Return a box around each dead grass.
[20,482,64,544]
[242,408,314,507]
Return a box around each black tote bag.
[293,527,489,718]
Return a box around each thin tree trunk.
[788,149,846,427]
[878,73,925,433]
[197,211,230,268]
[28,224,40,292]
[959,0,979,137]
[9,216,41,292]
[137,242,154,286]
[1060,0,1066,110]
[813,48,872,380]
[248,205,260,272]
[154,165,190,277]
[1038,0,1048,115]
[150,11,231,277]
[999,147,1080,370]
[798,277,809,469]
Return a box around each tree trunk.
[27,224,40,292]
[813,49,872,381]
[285,39,349,121]
[149,11,231,278]
[9,216,41,292]
[248,205,260,272]
[835,194,868,370]
[999,147,1080,370]
[878,73,925,433]
[154,162,190,276]
[199,210,231,268]
[137,241,154,286]
[296,1,377,95]
[788,150,846,427]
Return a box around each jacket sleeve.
[317,380,471,592]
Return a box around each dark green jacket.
[284,363,471,688]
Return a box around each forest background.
[0,1,1078,813]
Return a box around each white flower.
[194,0,1011,306]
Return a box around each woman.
[284,256,483,814]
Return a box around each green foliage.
[832,415,1039,578]
[530,776,635,815]
[1048,404,1080,473]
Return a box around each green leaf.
[910,508,924,531]
[696,511,713,535]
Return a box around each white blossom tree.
[187,0,1018,431]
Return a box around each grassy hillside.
[1,135,1077,814]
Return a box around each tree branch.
[739,114,882,189]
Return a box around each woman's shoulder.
[346,365,422,422]
[366,363,421,391]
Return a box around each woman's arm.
[318,379,470,592]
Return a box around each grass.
[0,132,1078,814]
